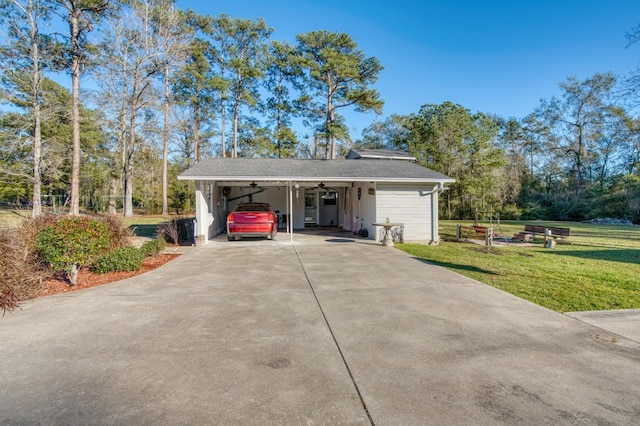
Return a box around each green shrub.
[92,246,145,274]
[140,238,166,257]
[35,216,123,285]
[498,204,522,220]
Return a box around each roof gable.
[346,149,417,161]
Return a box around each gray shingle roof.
[178,158,454,183]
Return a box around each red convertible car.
[226,203,278,241]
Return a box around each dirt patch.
[37,254,180,297]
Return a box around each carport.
[177,152,454,244]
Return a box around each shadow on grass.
[410,256,499,275]
[548,249,640,265]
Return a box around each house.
[177,149,454,244]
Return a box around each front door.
[318,191,339,226]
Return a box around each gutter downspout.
[424,182,446,245]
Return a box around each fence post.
[456,224,462,241]
[485,227,494,246]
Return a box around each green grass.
[123,215,171,238]
[398,220,640,312]
[0,210,29,228]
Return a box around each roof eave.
[178,175,455,184]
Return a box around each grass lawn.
[0,209,30,228]
[397,220,640,312]
[123,215,174,238]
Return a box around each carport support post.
[288,181,293,242]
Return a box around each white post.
[288,181,294,242]
[431,185,440,244]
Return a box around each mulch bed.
[37,254,180,297]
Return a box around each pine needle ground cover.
[398,221,640,312]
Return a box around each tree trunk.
[123,75,139,217]
[30,2,42,218]
[123,114,135,217]
[115,58,129,216]
[231,70,243,158]
[220,67,227,158]
[69,8,81,216]
[32,100,42,218]
[325,84,334,159]
[68,264,79,286]
[193,100,201,164]
[162,61,170,215]
[108,174,118,214]
[220,95,226,158]
[232,95,239,159]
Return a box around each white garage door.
[376,184,434,241]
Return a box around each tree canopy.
[1,2,640,224]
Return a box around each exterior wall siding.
[194,180,218,241]
[350,183,376,238]
[375,184,435,242]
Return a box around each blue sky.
[182,0,640,138]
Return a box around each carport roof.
[178,158,454,183]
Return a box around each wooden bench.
[472,225,488,237]
[514,224,571,241]
[456,224,494,245]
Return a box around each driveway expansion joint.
[292,243,375,426]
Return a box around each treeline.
[0,0,382,217]
[1,1,639,223]
[361,70,640,222]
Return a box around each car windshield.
[235,204,270,212]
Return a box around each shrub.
[498,204,522,220]
[157,219,179,244]
[157,216,194,245]
[140,238,166,257]
[1,224,47,314]
[35,216,123,285]
[92,246,145,274]
[101,215,134,248]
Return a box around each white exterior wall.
[350,182,376,238]
[194,180,217,241]
[225,186,287,216]
[291,186,306,229]
[375,183,436,242]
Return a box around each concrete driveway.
[1,232,639,425]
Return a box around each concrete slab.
[1,231,639,425]
[565,309,640,343]
[0,239,368,425]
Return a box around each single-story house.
[177,149,454,244]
